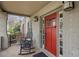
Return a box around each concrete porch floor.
[0,44,54,57]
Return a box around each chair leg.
[19,45,22,55]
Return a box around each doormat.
[33,52,48,57]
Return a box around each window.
[60,13,63,18]
[59,11,63,56]
[46,19,56,27]
[60,47,63,55]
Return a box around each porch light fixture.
[63,1,74,11]
[34,16,38,22]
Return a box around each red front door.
[45,13,57,56]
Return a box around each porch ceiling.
[0,1,50,16]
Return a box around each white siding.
[0,12,8,49]
[32,19,40,48]
[63,2,79,57]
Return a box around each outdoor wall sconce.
[34,16,38,22]
[63,1,74,11]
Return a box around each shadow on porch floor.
[0,44,54,57]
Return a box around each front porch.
[0,1,79,57]
[0,43,54,57]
